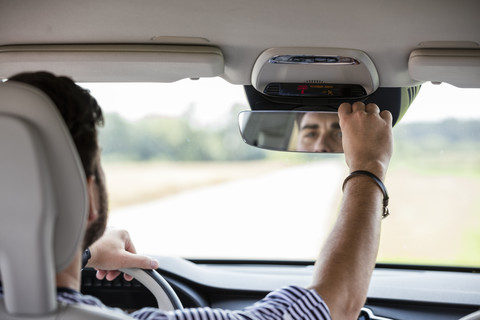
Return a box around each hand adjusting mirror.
[239,111,343,153]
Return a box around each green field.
[377,151,480,268]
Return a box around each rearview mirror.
[238,111,343,153]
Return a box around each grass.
[391,150,480,177]
[378,157,480,268]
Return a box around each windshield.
[83,79,480,268]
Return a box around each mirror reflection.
[238,111,343,153]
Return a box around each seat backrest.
[0,81,131,319]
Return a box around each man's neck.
[55,250,82,292]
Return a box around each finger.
[351,101,365,112]
[338,102,352,122]
[123,251,160,270]
[96,269,107,280]
[123,273,134,281]
[105,270,121,281]
[338,103,352,117]
[380,110,393,125]
[365,103,380,114]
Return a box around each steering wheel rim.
[120,268,183,311]
[458,310,480,320]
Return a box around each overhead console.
[247,47,419,126]
[251,47,379,100]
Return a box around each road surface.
[108,161,345,260]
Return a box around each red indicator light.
[297,84,309,94]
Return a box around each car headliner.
[0,0,479,87]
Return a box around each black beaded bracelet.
[81,247,91,269]
[342,170,390,219]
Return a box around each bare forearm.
[310,175,383,319]
[307,102,392,319]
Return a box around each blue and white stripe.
[50,286,330,320]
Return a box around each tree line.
[99,111,480,162]
[394,119,480,153]
[98,105,267,162]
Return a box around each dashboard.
[81,257,480,319]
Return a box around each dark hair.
[8,71,104,176]
[296,112,306,128]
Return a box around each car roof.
[0,0,479,87]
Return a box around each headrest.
[0,81,88,315]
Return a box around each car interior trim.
[148,257,480,306]
[0,45,225,82]
[409,48,480,88]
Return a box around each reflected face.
[296,113,343,152]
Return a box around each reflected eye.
[302,131,318,139]
[327,128,342,141]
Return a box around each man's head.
[296,112,343,153]
[8,71,108,249]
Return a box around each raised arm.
[309,102,393,320]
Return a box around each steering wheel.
[459,310,480,320]
[120,268,183,311]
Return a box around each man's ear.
[86,175,98,224]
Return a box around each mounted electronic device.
[251,47,379,101]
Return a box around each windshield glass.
[83,79,480,268]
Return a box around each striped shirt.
[55,285,331,320]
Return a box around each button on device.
[339,57,360,64]
[289,56,315,63]
[291,57,304,62]
[313,56,339,63]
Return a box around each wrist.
[84,245,99,268]
[81,248,91,269]
[342,170,390,219]
[348,160,388,181]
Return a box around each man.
[295,112,343,153]
[7,71,392,320]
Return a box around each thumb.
[123,252,160,270]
